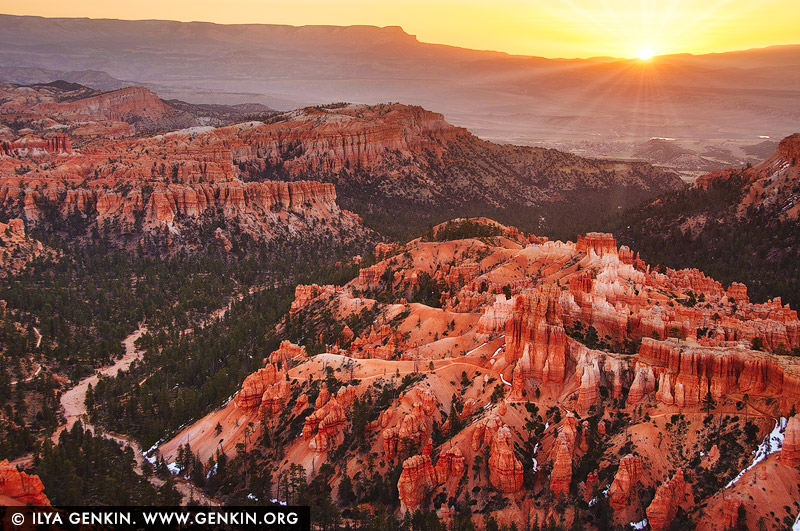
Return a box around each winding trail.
[10,363,41,386]
[53,326,148,441]
[51,325,219,506]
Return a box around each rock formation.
[488,425,524,493]
[608,454,643,511]
[779,415,800,467]
[550,415,578,496]
[0,217,50,275]
[158,217,800,526]
[435,447,466,484]
[397,454,438,513]
[269,341,307,369]
[549,436,573,496]
[576,232,618,257]
[234,363,281,410]
[303,393,348,452]
[383,428,399,460]
[646,470,688,531]
[505,285,567,384]
[0,460,50,506]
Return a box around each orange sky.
[3,0,799,58]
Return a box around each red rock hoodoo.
[0,460,50,506]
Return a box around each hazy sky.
[4,0,799,58]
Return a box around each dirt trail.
[10,363,41,385]
[51,325,219,506]
[53,326,148,441]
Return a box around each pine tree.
[338,474,356,506]
[701,391,717,417]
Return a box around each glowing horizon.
[2,0,799,59]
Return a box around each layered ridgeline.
[2,15,798,145]
[233,103,684,239]
[134,219,800,529]
[0,80,274,136]
[0,82,682,245]
[608,133,800,308]
[0,82,368,251]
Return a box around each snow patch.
[163,126,216,138]
[465,342,488,356]
[725,417,786,489]
[630,519,648,530]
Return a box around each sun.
[637,47,655,60]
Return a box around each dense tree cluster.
[34,421,181,505]
[605,174,800,309]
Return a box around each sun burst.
[638,47,655,60]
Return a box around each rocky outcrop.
[1,172,358,248]
[435,447,466,483]
[268,340,307,369]
[258,379,291,418]
[0,134,72,157]
[505,285,567,384]
[472,416,501,452]
[290,284,338,315]
[58,180,335,225]
[0,460,50,506]
[550,415,578,496]
[696,133,800,219]
[608,454,643,511]
[476,294,514,339]
[639,338,800,411]
[776,133,800,165]
[576,233,617,256]
[727,283,749,303]
[398,402,429,445]
[302,393,348,453]
[41,87,190,131]
[584,471,599,502]
[576,359,601,414]
[0,217,49,275]
[236,104,468,178]
[627,365,656,407]
[234,363,281,410]
[383,428,399,460]
[550,436,573,496]
[779,415,800,467]
[488,425,524,493]
[398,454,438,513]
[155,210,800,523]
[646,470,688,531]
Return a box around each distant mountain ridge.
[1,14,797,144]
